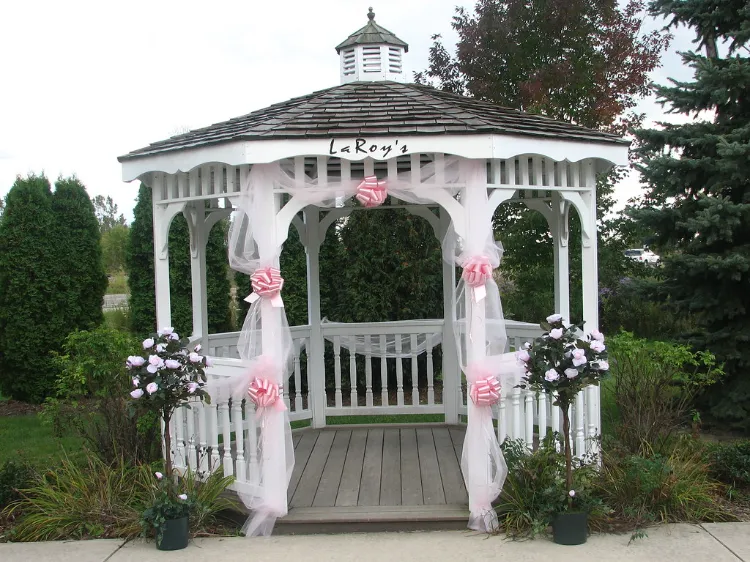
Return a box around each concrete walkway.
[1,523,748,562]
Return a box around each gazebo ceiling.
[118,81,627,163]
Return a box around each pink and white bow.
[470,375,502,407]
[248,377,287,416]
[355,176,387,208]
[245,267,284,307]
[461,255,493,302]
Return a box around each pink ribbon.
[355,176,387,208]
[461,255,493,302]
[245,267,284,307]
[470,375,502,407]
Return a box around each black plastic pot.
[157,517,189,551]
[552,511,588,545]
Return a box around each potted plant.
[126,327,211,550]
[517,314,609,545]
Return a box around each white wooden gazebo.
[119,9,628,533]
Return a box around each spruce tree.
[127,184,156,336]
[632,0,750,429]
[205,218,232,333]
[0,174,64,401]
[168,214,193,336]
[52,177,107,330]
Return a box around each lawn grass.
[0,414,85,468]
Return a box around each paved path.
[103,294,128,310]
[1,523,748,562]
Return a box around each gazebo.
[118,9,628,535]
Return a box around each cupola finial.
[368,7,375,21]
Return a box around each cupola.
[335,8,409,84]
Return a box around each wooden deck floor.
[274,425,468,533]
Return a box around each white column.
[305,207,327,428]
[151,174,171,331]
[187,201,209,348]
[552,192,571,321]
[439,208,459,424]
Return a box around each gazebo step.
[275,504,470,535]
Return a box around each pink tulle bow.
[470,375,502,407]
[248,377,287,413]
[462,255,493,302]
[355,176,387,208]
[245,267,284,307]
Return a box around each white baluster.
[498,394,507,443]
[220,400,233,476]
[304,338,311,411]
[551,402,561,437]
[186,402,197,471]
[233,398,246,481]
[524,390,534,450]
[380,335,388,406]
[209,400,220,472]
[426,334,435,405]
[197,400,208,474]
[349,336,358,408]
[511,386,522,442]
[365,335,373,407]
[587,384,599,458]
[410,334,419,405]
[293,339,303,412]
[538,392,548,444]
[395,336,404,406]
[575,391,585,457]
[174,407,186,471]
[334,335,342,408]
[247,402,259,485]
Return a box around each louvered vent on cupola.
[335,8,409,84]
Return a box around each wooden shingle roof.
[119,81,627,162]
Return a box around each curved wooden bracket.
[154,202,185,260]
[560,191,593,247]
[403,206,441,239]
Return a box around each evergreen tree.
[168,214,193,337]
[631,0,750,429]
[0,175,63,401]
[52,177,107,331]
[205,218,232,333]
[127,184,156,336]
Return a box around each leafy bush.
[41,327,161,465]
[596,445,735,528]
[605,332,723,455]
[103,307,131,332]
[0,461,35,509]
[496,435,607,538]
[705,440,750,490]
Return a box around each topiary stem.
[561,400,573,497]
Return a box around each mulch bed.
[0,400,41,417]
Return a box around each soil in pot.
[552,511,588,545]
[157,517,189,551]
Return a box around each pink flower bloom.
[597,360,610,371]
[187,382,199,394]
[572,349,587,367]
[590,340,606,353]
[146,382,158,394]
[189,352,203,363]
[132,377,140,387]
[158,327,174,336]
[591,330,604,342]
[169,332,179,340]
[550,328,563,340]
[546,313,563,323]
[155,344,166,353]
[147,364,158,374]
[205,356,214,367]
[165,359,181,369]
[130,389,144,399]
[142,338,154,349]
[516,350,530,363]
[194,344,202,353]
[564,368,578,379]
[128,355,145,367]
[155,471,163,480]
[569,490,576,498]
[178,494,188,501]
[545,369,560,382]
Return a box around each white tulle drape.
[215,155,519,536]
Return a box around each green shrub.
[596,445,735,528]
[0,461,35,509]
[41,327,160,465]
[103,307,131,332]
[705,440,750,490]
[605,332,723,455]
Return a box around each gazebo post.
[151,174,172,330]
[304,207,327,428]
[551,192,571,320]
[439,207,459,424]
[185,201,209,349]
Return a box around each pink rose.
[205,356,214,367]
[564,368,578,379]
[155,471,163,480]
[516,350,530,363]
[165,359,181,369]
[130,389,144,399]
[146,382,158,395]
[544,369,560,382]
[187,382,199,394]
[591,330,604,342]
[550,328,563,340]
[590,340,606,353]
[142,338,154,349]
[132,377,140,387]
[572,349,587,367]
[546,313,563,323]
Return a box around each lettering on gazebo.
[328,138,408,158]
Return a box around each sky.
[0,0,700,222]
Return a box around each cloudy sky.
[0,0,698,221]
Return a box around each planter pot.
[552,511,588,545]
[157,517,189,551]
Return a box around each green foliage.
[51,177,107,331]
[126,183,156,337]
[106,272,129,295]
[497,435,606,538]
[4,454,154,541]
[0,174,63,402]
[103,307,131,331]
[605,332,724,455]
[168,215,193,336]
[705,440,750,490]
[140,472,190,541]
[92,195,126,233]
[0,461,35,509]
[101,225,130,274]
[41,327,160,465]
[0,414,85,467]
[630,0,750,430]
[205,219,232,333]
[596,445,734,528]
